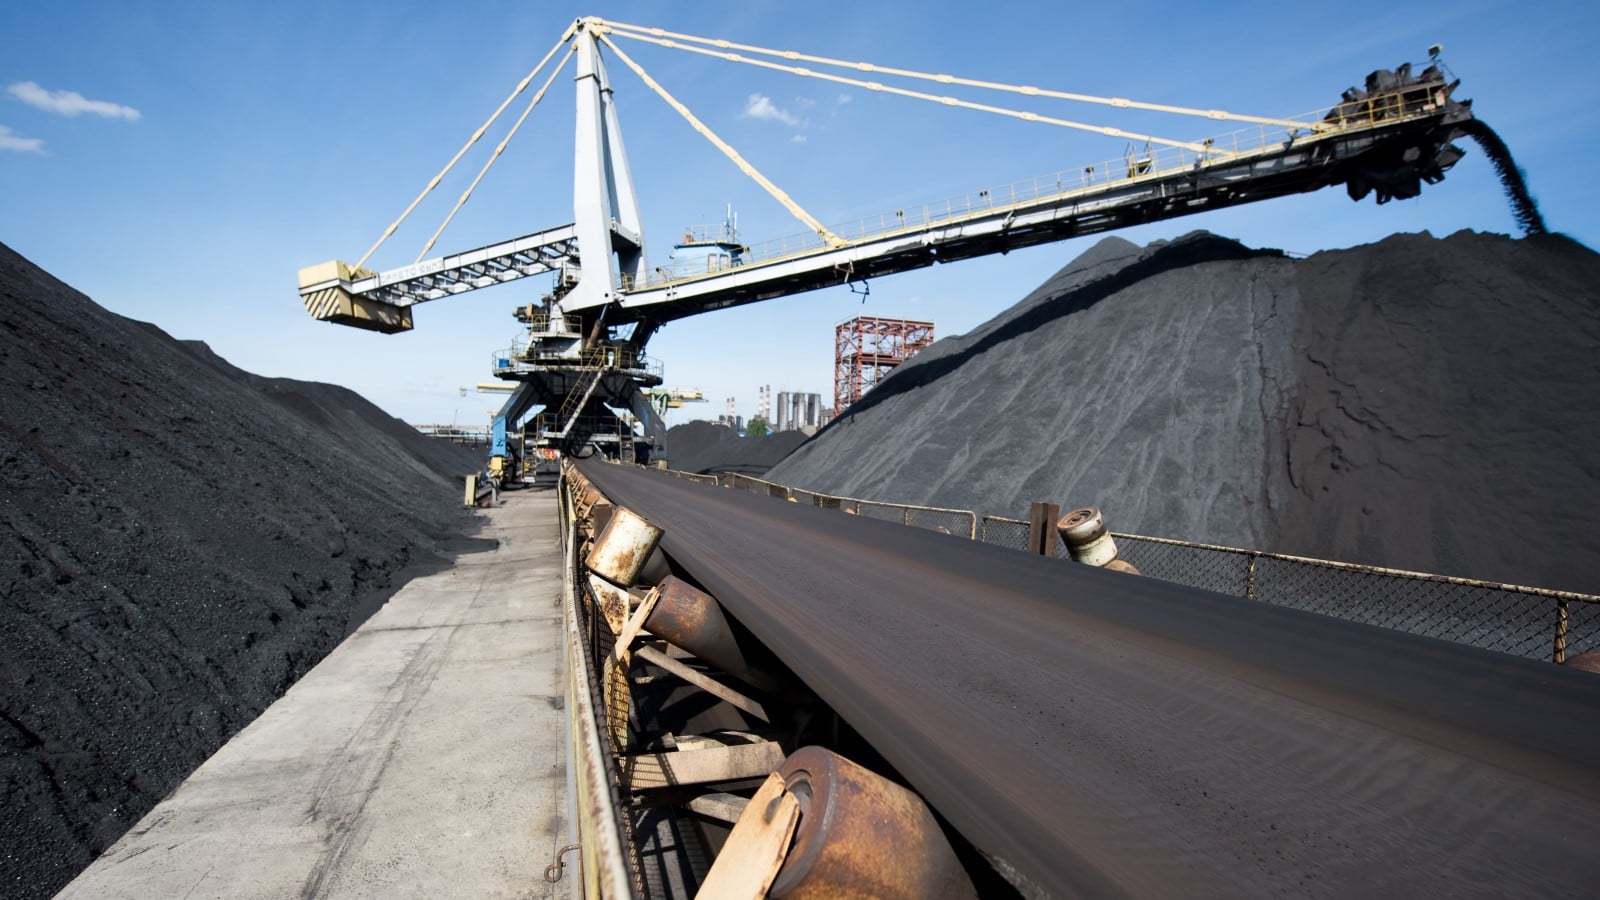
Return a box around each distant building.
[774,391,824,432]
[834,316,935,416]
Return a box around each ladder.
[618,415,636,464]
[554,355,607,440]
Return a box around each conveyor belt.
[579,461,1600,898]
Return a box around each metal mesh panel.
[1569,599,1600,659]
[979,516,1031,553]
[574,554,647,896]
[905,506,977,538]
[664,470,718,486]
[849,499,903,524]
[800,490,837,509]
[649,462,1600,665]
[1113,537,1254,596]
[725,473,775,496]
[1252,556,1573,661]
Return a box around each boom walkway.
[57,489,569,900]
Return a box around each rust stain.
[770,747,975,900]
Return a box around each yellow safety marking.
[604,27,1231,157]
[597,32,848,249]
[602,18,1317,134]
[415,45,577,263]
[354,25,578,271]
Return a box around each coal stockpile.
[0,242,484,899]
[768,229,1600,595]
[663,420,810,477]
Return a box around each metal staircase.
[553,360,607,440]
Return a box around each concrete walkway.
[59,489,568,899]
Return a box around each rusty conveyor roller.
[577,459,1600,898]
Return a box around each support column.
[566,19,646,315]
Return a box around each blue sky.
[3,0,1596,430]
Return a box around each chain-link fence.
[1112,535,1598,662]
[571,534,649,896]
[979,515,1032,554]
[716,473,977,537]
[644,465,1599,664]
[660,469,719,486]
[1113,535,1258,596]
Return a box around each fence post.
[1246,553,1259,601]
[1554,598,1569,664]
[1028,502,1061,556]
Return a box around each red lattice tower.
[833,316,934,417]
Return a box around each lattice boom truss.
[833,316,934,415]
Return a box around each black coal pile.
[663,420,809,477]
[768,230,1600,594]
[0,242,484,898]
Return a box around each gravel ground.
[0,241,485,899]
[768,229,1600,594]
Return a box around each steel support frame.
[834,316,934,414]
[587,118,1457,324]
[566,19,648,314]
[298,225,579,310]
[489,365,665,462]
[576,460,1600,899]
[313,47,1466,353]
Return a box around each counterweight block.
[297,260,414,334]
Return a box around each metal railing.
[570,538,649,895]
[716,472,977,539]
[632,76,1454,292]
[1110,534,1598,663]
[533,413,640,440]
[559,479,642,897]
[649,468,1597,664]
[492,341,664,378]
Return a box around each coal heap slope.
[767,230,1600,594]
[663,420,809,477]
[0,241,483,899]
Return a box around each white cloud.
[836,94,852,104]
[743,93,801,127]
[790,134,807,143]
[0,125,44,153]
[7,81,141,120]
[794,97,816,109]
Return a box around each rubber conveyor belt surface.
[578,461,1600,898]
